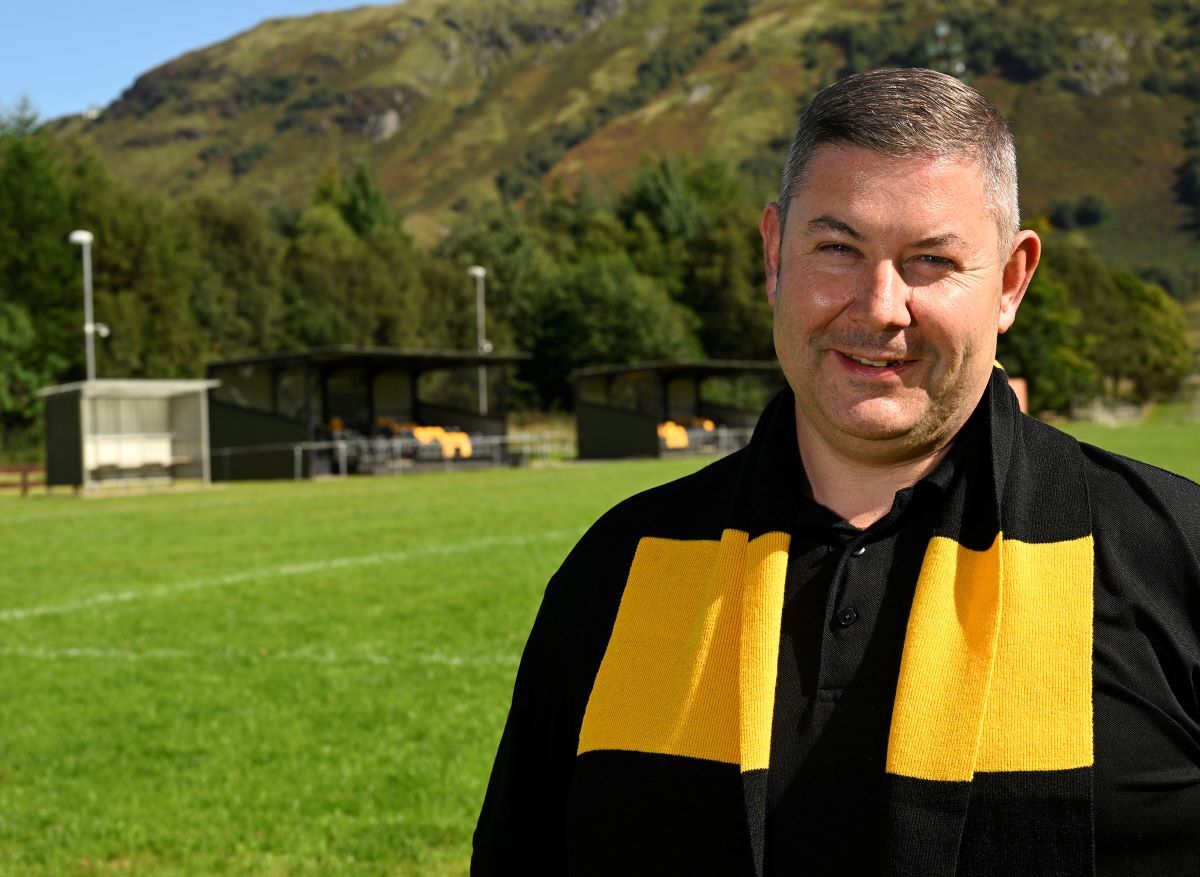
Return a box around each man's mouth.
[845,353,906,368]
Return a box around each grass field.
[0,459,709,876]
[1,421,1195,876]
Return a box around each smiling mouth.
[844,353,907,368]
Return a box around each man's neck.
[794,412,955,529]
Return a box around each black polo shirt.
[764,424,964,874]
[763,417,1200,875]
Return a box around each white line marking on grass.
[271,648,518,668]
[0,529,580,623]
[0,646,195,661]
[0,645,518,668]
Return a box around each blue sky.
[3,1,398,121]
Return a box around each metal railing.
[713,427,755,453]
[210,431,575,480]
[208,426,756,481]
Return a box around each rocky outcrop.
[332,86,423,138]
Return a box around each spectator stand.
[39,379,218,491]
[206,347,531,480]
[572,360,784,459]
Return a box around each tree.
[280,202,436,350]
[686,211,774,360]
[518,252,702,408]
[436,199,542,354]
[1048,196,1078,230]
[440,188,706,409]
[341,164,395,237]
[280,204,371,347]
[1109,271,1192,401]
[0,105,78,378]
[616,154,771,358]
[1048,194,1110,230]
[359,223,434,348]
[1180,110,1200,235]
[184,195,285,358]
[66,168,205,378]
[1039,237,1192,404]
[0,300,65,453]
[1074,193,1110,227]
[311,161,396,238]
[997,265,1097,413]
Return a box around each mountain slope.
[51,0,1200,263]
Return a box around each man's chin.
[835,419,918,444]
[795,391,945,459]
[816,407,958,462]
[827,399,927,443]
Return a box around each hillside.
[49,0,1200,262]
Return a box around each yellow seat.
[411,425,473,459]
[657,421,689,450]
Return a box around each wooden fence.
[0,465,45,496]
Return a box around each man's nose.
[848,260,913,330]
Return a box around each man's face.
[760,144,1038,463]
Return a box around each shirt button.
[850,546,866,557]
[836,607,860,627]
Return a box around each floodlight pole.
[69,229,97,381]
[468,265,491,416]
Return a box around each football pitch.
[1,423,1195,876]
[0,458,710,876]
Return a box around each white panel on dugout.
[39,379,219,490]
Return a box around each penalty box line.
[0,529,581,624]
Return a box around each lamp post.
[68,229,107,382]
[467,265,492,416]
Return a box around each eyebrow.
[806,215,863,240]
[806,216,971,251]
[912,232,970,250]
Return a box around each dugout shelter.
[206,346,529,480]
[572,360,784,459]
[40,379,218,490]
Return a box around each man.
[473,68,1200,876]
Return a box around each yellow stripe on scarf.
[577,526,1091,782]
[578,530,789,771]
[887,534,1094,781]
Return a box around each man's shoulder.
[1055,433,1200,664]
[578,450,744,553]
[1008,415,1199,579]
[535,451,745,648]
[1015,417,1198,633]
[1017,413,1200,523]
[1044,428,1200,596]
[1074,435,1200,533]
[548,449,743,594]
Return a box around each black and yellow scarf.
[575,368,1095,875]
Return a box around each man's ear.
[997,229,1041,334]
[760,202,783,307]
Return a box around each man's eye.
[819,243,854,254]
[915,255,955,268]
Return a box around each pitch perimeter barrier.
[210,432,576,481]
[209,426,756,481]
[712,427,756,454]
[0,465,46,496]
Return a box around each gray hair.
[778,68,1020,243]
